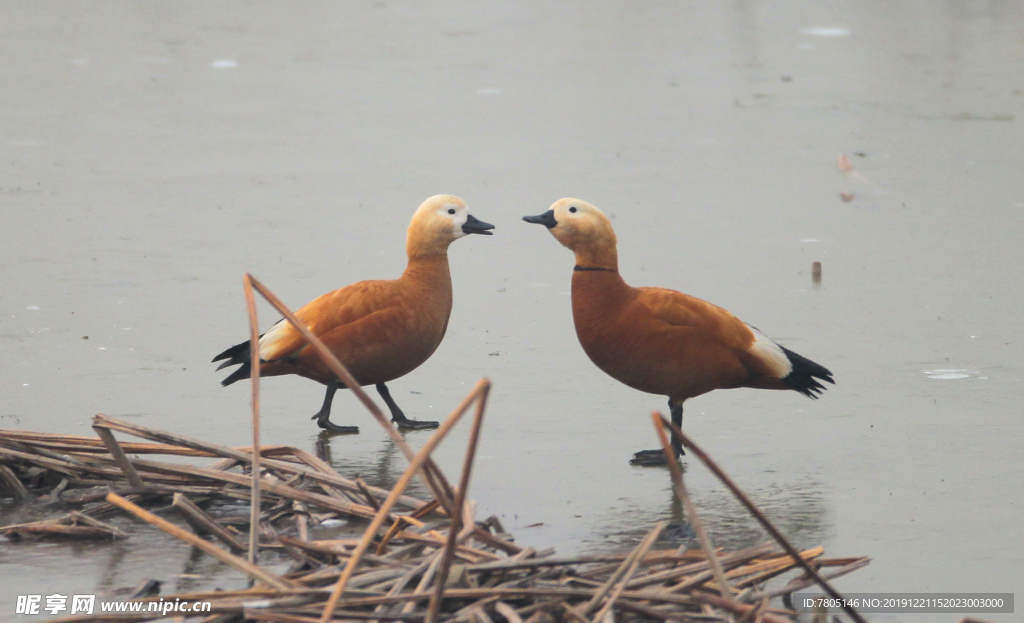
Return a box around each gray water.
[2,2,1022,622]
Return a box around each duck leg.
[312,380,359,434]
[630,400,686,466]
[376,383,439,430]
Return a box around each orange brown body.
[214,195,493,432]
[255,255,453,387]
[572,275,794,402]
[525,198,832,464]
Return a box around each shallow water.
[2,2,1022,621]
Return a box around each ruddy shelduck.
[214,195,494,433]
[524,198,833,465]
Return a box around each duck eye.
[447,208,456,215]
[569,206,577,213]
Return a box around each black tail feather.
[213,340,249,364]
[780,346,835,399]
[220,362,252,387]
[213,340,253,386]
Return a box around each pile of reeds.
[0,412,868,623]
[0,275,875,623]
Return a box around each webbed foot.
[315,416,359,435]
[376,382,438,431]
[393,418,439,431]
[630,449,671,466]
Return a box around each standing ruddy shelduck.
[214,195,494,433]
[524,198,833,465]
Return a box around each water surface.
[2,2,1022,621]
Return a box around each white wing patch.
[746,324,793,378]
[258,319,297,362]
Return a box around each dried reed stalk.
[318,379,491,623]
[653,413,866,623]
[651,413,733,607]
[105,492,295,590]
[243,273,264,567]
[425,381,491,623]
[91,426,145,488]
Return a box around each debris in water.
[838,154,873,184]
[800,27,851,37]
[840,192,855,202]
[924,369,977,380]
[812,262,822,284]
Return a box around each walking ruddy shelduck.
[214,195,494,433]
[524,198,833,465]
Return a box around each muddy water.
[2,1,1022,621]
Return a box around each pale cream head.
[406,194,493,258]
[526,198,618,270]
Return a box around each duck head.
[523,198,618,270]
[407,195,494,258]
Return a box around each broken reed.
[0,275,873,623]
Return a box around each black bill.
[522,210,557,229]
[462,213,495,235]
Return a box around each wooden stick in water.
[0,428,289,457]
[172,492,246,552]
[67,511,129,539]
[317,379,491,623]
[93,414,256,464]
[651,412,734,606]
[88,417,427,512]
[91,426,144,488]
[589,522,666,623]
[765,558,871,598]
[105,492,296,591]
[425,382,490,623]
[243,273,263,568]
[2,521,122,540]
[690,592,793,623]
[355,478,382,512]
[0,464,29,501]
[654,413,867,623]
